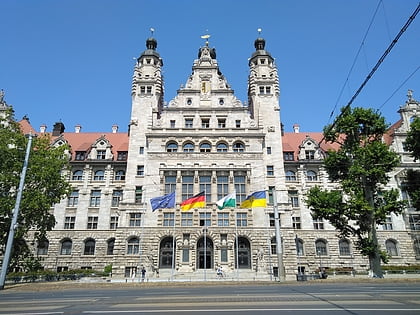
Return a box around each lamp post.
[0,133,34,290]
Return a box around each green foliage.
[0,108,72,271]
[405,169,420,210]
[404,116,420,161]
[104,264,113,275]
[306,107,405,276]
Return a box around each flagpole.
[272,188,285,281]
[235,214,239,281]
[139,200,146,282]
[265,209,273,281]
[171,209,176,281]
[204,207,207,281]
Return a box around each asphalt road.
[0,281,420,314]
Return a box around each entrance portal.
[196,237,213,269]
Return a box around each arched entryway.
[235,237,251,269]
[159,236,175,269]
[196,236,213,269]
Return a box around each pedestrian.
[141,267,146,282]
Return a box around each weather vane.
[257,28,262,35]
[150,27,155,36]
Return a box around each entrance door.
[197,237,213,269]
[159,236,175,269]
[235,237,251,269]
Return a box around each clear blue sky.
[1,0,419,133]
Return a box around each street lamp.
[0,133,34,290]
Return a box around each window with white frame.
[96,150,106,160]
[129,213,142,227]
[315,239,328,256]
[236,213,247,227]
[110,216,118,229]
[313,218,324,230]
[163,212,175,226]
[72,170,83,181]
[93,170,105,181]
[385,239,398,256]
[218,213,229,226]
[181,212,193,226]
[87,216,98,229]
[89,190,101,207]
[383,215,393,230]
[286,170,296,181]
[339,239,351,256]
[288,190,299,207]
[67,191,79,207]
[64,216,75,229]
[306,170,318,181]
[112,190,123,207]
[137,165,144,176]
[127,237,139,254]
[292,216,301,229]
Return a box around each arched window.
[115,170,125,181]
[286,170,296,181]
[216,143,228,152]
[385,239,398,257]
[233,142,245,152]
[339,239,351,256]
[93,170,105,181]
[160,236,175,269]
[107,238,115,255]
[72,170,83,181]
[296,238,304,256]
[127,237,139,255]
[199,142,211,152]
[306,170,318,181]
[60,239,72,255]
[84,238,96,255]
[315,239,328,256]
[235,237,251,268]
[37,239,49,256]
[183,142,194,152]
[166,142,178,152]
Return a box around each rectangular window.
[199,174,211,203]
[117,151,127,161]
[292,216,301,229]
[67,190,79,207]
[220,248,228,262]
[112,190,123,207]
[137,165,144,176]
[268,213,280,227]
[383,216,393,230]
[170,120,176,128]
[163,212,175,227]
[267,165,274,176]
[64,216,75,229]
[236,213,247,227]
[265,86,271,94]
[409,214,420,230]
[140,86,146,94]
[259,86,265,94]
[234,173,246,204]
[139,147,144,154]
[201,118,210,128]
[87,216,98,229]
[284,152,294,161]
[235,120,241,128]
[217,174,229,201]
[96,150,106,160]
[182,175,194,200]
[199,212,211,227]
[165,174,177,194]
[289,190,299,207]
[218,213,229,226]
[110,216,118,229]
[181,212,193,226]
[146,86,152,94]
[135,186,143,204]
[313,218,324,230]
[305,150,315,160]
[267,147,272,155]
[218,119,226,128]
[185,118,193,128]
[89,190,101,207]
[129,213,142,227]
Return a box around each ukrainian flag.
[240,191,267,208]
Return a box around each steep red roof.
[18,119,37,135]
[282,132,341,160]
[383,119,402,146]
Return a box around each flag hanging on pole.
[216,191,236,210]
[150,191,176,211]
[180,191,205,211]
[240,190,267,208]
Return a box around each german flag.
[180,191,206,211]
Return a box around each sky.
[1,0,419,133]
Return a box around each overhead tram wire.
[319,2,420,146]
[328,0,383,125]
[378,65,420,111]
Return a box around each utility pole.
[272,188,285,281]
[0,133,34,290]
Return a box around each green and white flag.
[216,191,237,210]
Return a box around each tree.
[404,116,420,210]
[305,107,405,278]
[0,107,72,271]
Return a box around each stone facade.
[13,36,420,281]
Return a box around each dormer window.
[75,151,86,161]
[117,151,128,161]
[305,150,315,160]
[97,150,106,160]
